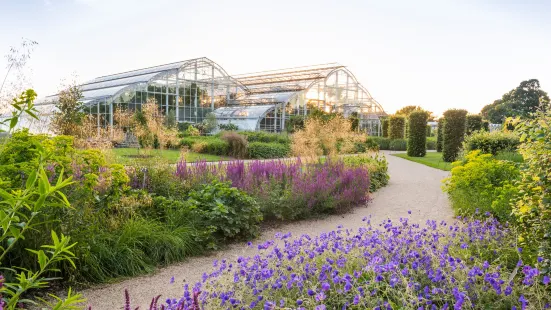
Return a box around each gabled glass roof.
[213,105,276,119]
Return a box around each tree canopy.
[395,105,435,121]
[481,79,550,123]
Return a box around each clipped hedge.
[381,118,389,137]
[240,131,290,145]
[436,120,444,152]
[426,137,436,150]
[367,136,390,150]
[247,142,290,159]
[407,111,428,157]
[463,130,520,155]
[466,114,484,134]
[442,109,467,162]
[389,115,406,139]
[426,125,431,137]
[389,139,407,151]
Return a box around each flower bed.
[125,216,550,309]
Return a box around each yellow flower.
[519,204,530,214]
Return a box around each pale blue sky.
[1,0,550,115]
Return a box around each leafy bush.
[131,216,550,310]
[426,124,431,137]
[436,120,444,152]
[187,180,262,241]
[443,150,520,221]
[367,136,390,150]
[426,137,436,150]
[182,136,229,156]
[218,123,238,131]
[389,138,407,151]
[407,111,428,157]
[240,131,290,145]
[463,130,520,155]
[221,132,248,159]
[442,109,467,162]
[466,114,484,134]
[248,142,290,159]
[285,115,306,133]
[381,118,389,137]
[388,115,405,139]
[353,137,379,153]
[342,154,389,192]
[511,111,551,271]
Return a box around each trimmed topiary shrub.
[247,142,290,159]
[442,109,468,162]
[389,139,407,151]
[482,120,490,131]
[426,137,436,150]
[389,115,406,139]
[407,111,428,157]
[367,136,390,150]
[466,114,484,135]
[381,118,389,137]
[436,120,444,152]
[463,130,520,155]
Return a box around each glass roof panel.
[213,105,275,119]
[80,72,160,91]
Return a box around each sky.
[0,0,550,116]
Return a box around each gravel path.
[82,151,454,309]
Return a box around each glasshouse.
[30,57,386,134]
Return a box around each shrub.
[436,120,444,152]
[187,180,262,241]
[511,111,551,270]
[131,216,549,310]
[466,114,484,134]
[442,109,467,162]
[286,115,306,133]
[443,150,520,221]
[353,137,379,153]
[407,111,428,157]
[389,138,407,151]
[367,136,390,150]
[381,118,389,137]
[426,124,431,137]
[342,154,389,192]
[218,123,238,131]
[221,131,248,158]
[463,130,520,155]
[426,137,436,150]
[248,142,290,159]
[388,115,405,139]
[240,131,290,145]
[188,137,229,155]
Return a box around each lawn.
[392,152,452,171]
[111,148,225,164]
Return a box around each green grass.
[392,152,452,171]
[111,148,225,164]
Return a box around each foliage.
[381,118,389,137]
[353,137,379,153]
[426,137,436,150]
[187,181,262,241]
[0,89,38,134]
[388,115,405,139]
[221,132,248,159]
[389,139,407,151]
[240,131,290,145]
[406,111,428,157]
[164,109,177,129]
[367,136,390,150]
[462,130,520,155]
[481,79,550,123]
[349,112,360,131]
[189,138,229,156]
[465,114,484,135]
[177,122,193,133]
[132,216,551,310]
[218,123,238,131]
[291,115,361,159]
[443,150,520,221]
[200,113,218,135]
[342,154,389,192]
[442,109,467,162]
[426,125,431,137]
[286,115,306,133]
[396,105,435,121]
[436,120,444,152]
[511,111,551,273]
[132,99,178,149]
[248,142,290,159]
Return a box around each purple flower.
[543,276,550,285]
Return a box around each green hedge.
[426,137,436,150]
[389,115,406,139]
[426,125,431,137]
[367,137,390,150]
[463,130,520,155]
[382,119,389,137]
[180,136,229,155]
[436,120,444,152]
[389,139,407,151]
[442,109,467,162]
[407,111,428,157]
[247,142,290,159]
[240,131,290,145]
[466,114,484,135]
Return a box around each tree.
[465,114,484,134]
[481,79,550,123]
[50,85,85,136]
[436,119,444,152]
[442,109,467,162]
[407,111,429,157]
[396,105,435,121]
[389,115,406,139]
